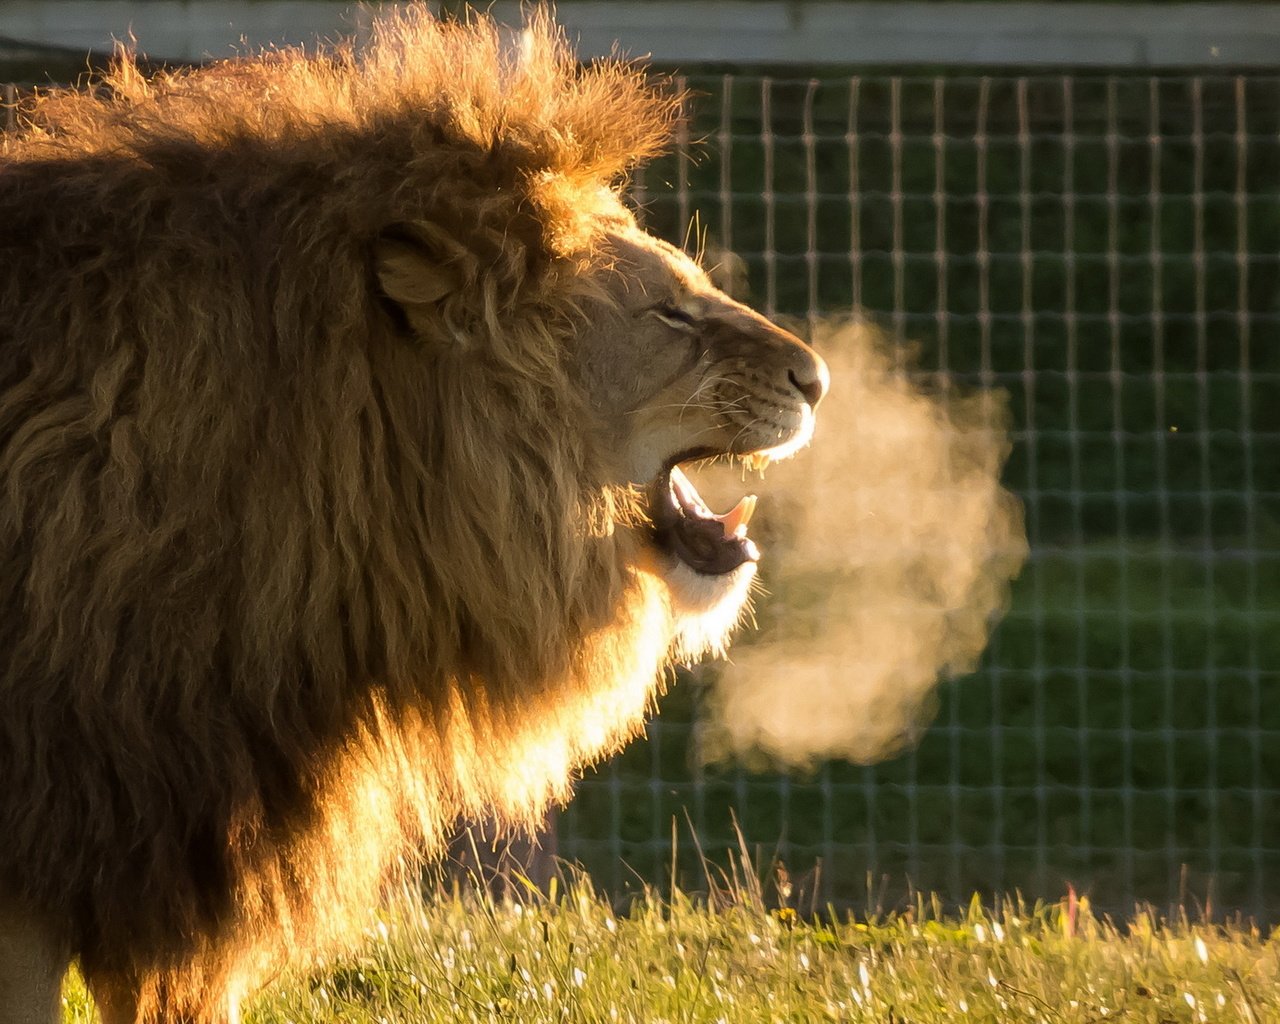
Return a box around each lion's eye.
[651,302,697,331]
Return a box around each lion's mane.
[0,11,682,1014]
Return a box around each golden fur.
[0,10,826,1020]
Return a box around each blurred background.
[5,0,1278,920]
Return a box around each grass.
[59,863,1280,1024]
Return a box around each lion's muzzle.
[647,315,828,578]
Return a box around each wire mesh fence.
[559,71,1280,920]
[3,67,1277,919]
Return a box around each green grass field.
[59,870,1280,1023]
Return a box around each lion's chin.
[658,556,758,664]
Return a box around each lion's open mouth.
[648,460,760,576]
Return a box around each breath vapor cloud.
[695,321,1028,768]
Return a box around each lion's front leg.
[0,902,68,1024]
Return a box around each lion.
[0,10,827,1023]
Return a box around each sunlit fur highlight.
[0,10,716,1018]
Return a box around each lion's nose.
[722,305,831,409]
[782,339,829,409]
[788,351,829,408]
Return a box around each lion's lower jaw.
[660,559,758,664]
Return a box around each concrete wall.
[2,0,1279,68]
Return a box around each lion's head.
[0,9,825,1020]
[376,214,827,662]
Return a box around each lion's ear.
[374,231,460,310]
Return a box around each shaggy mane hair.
[0,10,684,1015]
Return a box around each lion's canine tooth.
[717,494,757,539]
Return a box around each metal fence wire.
[559,72,1280,921]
